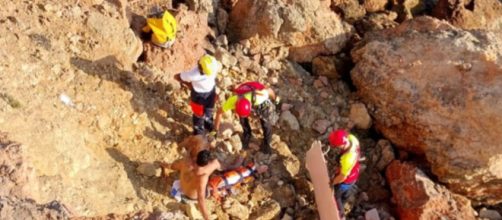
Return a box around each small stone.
[479,208,502,220]
[229,135,242,152]
[222,77,233,89]
[313,79,324,89]
[224,199,250,219]
[280,111,300,131]
[365,208,380,220]
[271,76,279,84]
[312,56,340,79]
[250,200,281,220]
[349,102,372,129]
[281,103,293,111]
[320,91,329,99]
[186,203,203,220]
[216,9,229,34]
[223,142,234,153]
[312,119,331,134]
[278,180,284,186]
[360,192,369,202]
[286,208,294,215]
[297,195,308,207]
[215,48,238,67]
[281,214,293,220]
[136,163,159,177]
[242,39,251,49]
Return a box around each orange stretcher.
[208,162,257,199]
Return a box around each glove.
[208,131,218,138]
[274,96,281,106]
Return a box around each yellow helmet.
[199,55,221,76]
[145,11,177,45]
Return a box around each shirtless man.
[162,146,222,220]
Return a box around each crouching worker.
[161,150,221,220]
[142,10,177,48]
[328,129,361,219]
[214,82,280,153]
[161,150,267,220]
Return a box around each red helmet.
[235,98,251,117]
[329,129,349,148]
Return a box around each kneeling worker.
[142,10,177,48]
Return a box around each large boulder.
[228,0,353,62]
[432,0,502,31]
[85,2,143,68]
[142,8,210,76]
[351,17,502,204]
[386,161,476,220]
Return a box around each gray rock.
[224,199,250,220]
[369,139,395,171]
[229,135,242,152]
[215,48,238,68]
[312,119,331,134]
[280,111,300,131]
[365,208,381,220]
[217,8,229,34]
[250,200,281,220]
[479,208,502,220]
[312,56,340,79]
[136,163,161,177]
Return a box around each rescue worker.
[329,129,361,218]
[142,10,177,48]
[174,55,222,135]
[214,82,279,154]
[162,149,222,220]
[161,136,267,220]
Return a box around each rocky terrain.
[0,0,501,219]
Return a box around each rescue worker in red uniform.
[329,129,361,219]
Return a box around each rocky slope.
[1,0,501,219]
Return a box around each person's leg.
[203,108,214,131]
[203,89,216,131]
[192,115,205,135]
[239,117,251,149]
[190,90,205,135]
[334,184,353,218]
[260,117,272,153]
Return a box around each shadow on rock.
[70,56,191,143]
[106,147,168,199]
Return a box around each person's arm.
[267,88,277,101]
[331,172,347,185]
[174,73,193,89]
[197,178,210,220]
[214,108,224,132]
[161,159,184,171]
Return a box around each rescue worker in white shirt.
[174,55,222,135]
